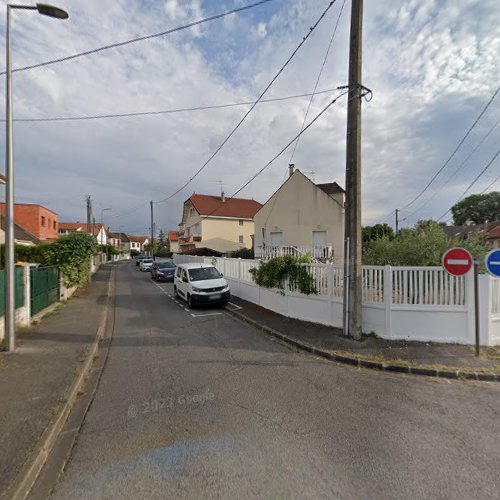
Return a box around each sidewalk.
[0,265,113,497]
[228,296,500,381]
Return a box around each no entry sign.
[442,247,473,276]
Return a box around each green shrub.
[249,255,317,295]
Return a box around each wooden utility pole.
[150,200,155,260]
[395,209,399,234]
[343,0,363,340]
[86,195,92,233]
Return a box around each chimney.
[288,163,295,178]
[221,191,226,203]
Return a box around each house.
[0,218,41,246]
[178,192,263,254]
[128,235,149,252]
[168,230,180,254]
[107,232,122,249]
[115,232,131,253]
[442,222,500,248]
[58,222,109,245]
[0,202,59,241]
[253,167,345,262]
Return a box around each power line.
[0,0,276,76]
[399,84,500,212]
[6,86,341,123]
[264,0,347,228]
[437,145,500,221]
[199,91,349,220]
[153,0,338,205]
[288,0,346,163]
[401,113,500,222]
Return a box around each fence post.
[384,265,392,338]
[23,264,31,327]
[465,269,475,344]
[327,264,334,325]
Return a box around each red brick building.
[0,203,59,241]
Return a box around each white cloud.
[0,0,498,235]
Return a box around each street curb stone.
[225,308,498,383]
[3,267,115,500]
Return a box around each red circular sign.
[442,247,473,276]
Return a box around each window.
[189,207,195,217]
[239,220,244,226]
[239,235,244,244]
[41,216,46,226]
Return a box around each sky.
[0,0,499,235]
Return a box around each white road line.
[191,312,223,317]
[227,301,242,310]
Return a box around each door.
[270,231,283,246]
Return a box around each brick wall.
[0,203,59,241]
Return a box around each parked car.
[139,259,154,272]
[136,254,147,267]
[174,263,230,308]
[151,261,176,282]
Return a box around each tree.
[451,192,500,225]
[363,220,485,266]
[362,224,394,245]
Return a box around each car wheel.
[174,286,179,297]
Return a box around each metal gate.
[0,267,25,316]
[30,267,60,316]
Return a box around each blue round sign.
[485,249,500,277]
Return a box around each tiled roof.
[168,230,179,241]
[187,194,262,219]
[59,222,106,237]
[129,235,148,243]
[0,218,40,244]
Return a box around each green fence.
[0,267,25,316]
[30,267,60,316]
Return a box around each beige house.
[178,193,262,254]
[168,230,180,254]
[253,168,345,262]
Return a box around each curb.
[3,267,115,500]
[225,308,499,383]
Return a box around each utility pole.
[395,209,399,234]
[343,0,364,340]
[150,200,155,260]
[86,195,92,233]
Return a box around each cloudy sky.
[0,0,499,235]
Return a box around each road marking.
[227,301,242,311]
[191,312,223,317]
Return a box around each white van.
[174,263,230,308]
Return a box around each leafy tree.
[363,220,486,266]
[229,248,254,259]
[362,224,394,245]
[451,192,500,225]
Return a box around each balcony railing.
[255,245,334,260]
[179,235,202,244]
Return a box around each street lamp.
[5,3,69,352]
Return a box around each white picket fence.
[173,254,500,346]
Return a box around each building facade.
[0,203,59,241]
[178,193,262,254]
[253,169,345,262]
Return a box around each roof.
[187,194,262,219]
[129,235,149,243]
[177,262,219,269]
[58,222,107,237]
[107,232,121,239]
[0,218,41,244]
[116,232,130,242]
[316,182,345,196]
[168,230,179,242]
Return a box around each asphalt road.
[51,262,500,499]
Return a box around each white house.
[58,222,108,245]
[253,167,345,262]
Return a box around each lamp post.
[5,3,69,352]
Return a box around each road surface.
[51,262,500,499]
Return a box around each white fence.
[173,255,500,346]
[254,245,334,260]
